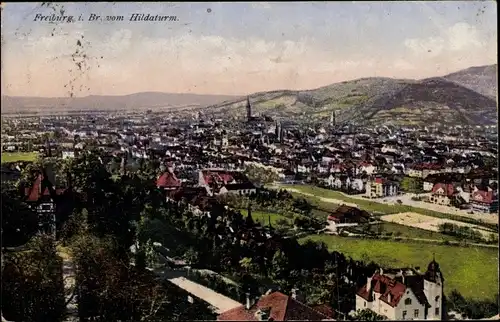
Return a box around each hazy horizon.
[1,62,496,99]
[1,2,497,98]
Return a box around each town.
[2,2,498,321]
[1,97,498,321]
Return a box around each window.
[364,301,366,307]
[40,204,52,211]
[435,296,440,302]
[402,311,407,319]
[435,307,440,316]
[404,298,412,305]
[414,309,419,318]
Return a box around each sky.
[1,1,497,97]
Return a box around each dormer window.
[405,298,412,305]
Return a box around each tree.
[270,250,290,281]
[1,235,65,322]
[1,185,39,247]
[183,247,200,267]
[239,257,257,273]
[351,309,387,321]
[70,232,213,321]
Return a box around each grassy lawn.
[239,209,292,226]
[1,151,38,163]
[282,184,496,229]
[299,234,498,300]
[369,222,462,241]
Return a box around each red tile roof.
[202,170,235,185]
[357,273,430,308]
[328,205,371,223]
[471,190,497,205]
[431,183,456,197]
[156,171,181,188]
[24,173,57,202]
[217,291,332,321]
[357,274,405,307]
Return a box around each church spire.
[246,96,252,122]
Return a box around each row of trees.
[447,290,499,320]
[437,222,496,243]
[219,188,313,217]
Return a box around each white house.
[356,259,444,320]
[357,162,376,175]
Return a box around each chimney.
[367,277,372,292]
[388,293,392,303]
[291,288,304,302]
[380,268,384,276]
[245,292,251,310]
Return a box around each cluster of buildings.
[1,99,498,321]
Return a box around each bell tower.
[246,96,252,122]
[423,256,444,320]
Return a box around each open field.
[1,152,38,163]
[239,209,291,226]
[381,212,497,239]
[299,234,499,300]
[367,222,463,241]
[276,184,498,228]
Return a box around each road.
[276,185,498,225]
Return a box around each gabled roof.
[156,171,181,188]
[431,183,456,197]
[328,205,370,223]
[471,189,497,204]
[24,172,59,202]
[357,272,431,308]
[217,291,332,321]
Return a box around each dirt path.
[57,247,78,322]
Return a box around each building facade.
[365,178,399,198]
[356,260,444,320]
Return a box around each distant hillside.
[205,68,497,126]
[442,64,497,99]
[1,92,238,114]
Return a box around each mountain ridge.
[2,64,497,126]
[204,64,497,126]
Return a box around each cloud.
[404,22,487,56]
[2,18,496,97]
[401,22,496,77]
